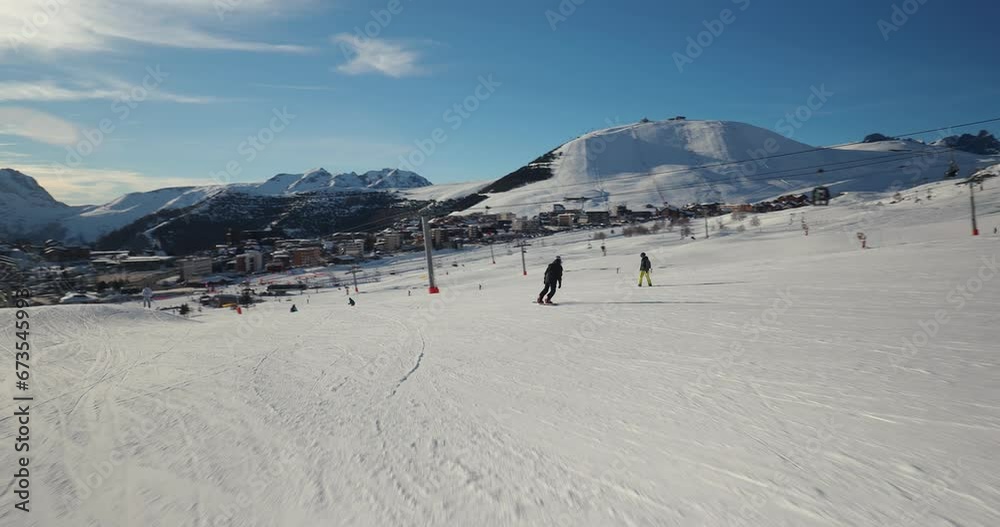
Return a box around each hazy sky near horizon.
[1,0,998,205]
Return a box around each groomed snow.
[3,180,999,526]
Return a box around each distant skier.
[348,297,356,307]
[638,253,652,287]
[601,244,607,256]
[290,304,298,313]
[141,286,153,308]
[537,256,563,304]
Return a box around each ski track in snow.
[2,181,1000,526]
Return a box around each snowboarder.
[290,304,298,313]
[141,286,153,308]
[638,253,652,287]
[537,256,563,304]
[348,297,356,307]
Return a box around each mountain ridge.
[0,167,433,243]
[4,119,998,244]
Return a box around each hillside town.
[0,190,829,307]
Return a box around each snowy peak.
[0,168,67,209]
[360,168,432,189]
[250,168,431,195]
[0,165,434,243]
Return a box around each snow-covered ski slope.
[471,120,997,217]
[4,180,1000,526]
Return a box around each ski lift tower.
[421,216,440,294]
[959,173,981,236]
[513,241,531,276]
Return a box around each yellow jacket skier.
[638,253,652,287]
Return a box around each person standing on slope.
[638,252,652,287]
[537,256,563,304]
[141,286,154,308]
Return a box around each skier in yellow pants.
[638,252,652,286]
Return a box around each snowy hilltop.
[467,119,998,217]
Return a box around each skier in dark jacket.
[638,252,652,286]
[537,256,563,304]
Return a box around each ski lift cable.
[342,147,969,231]
[461,148,975,212]
[313,118,1000,231]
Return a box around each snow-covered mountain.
[3,119,996,244]
[0,167,68,208]
[240,168,432,195]
[0,167,433,243]
[0,168,85,241]
[468,119,997,216]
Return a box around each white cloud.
[250,82,334,91]
[0,79,219,104]
[333,34,426,78]
[0,107,78,145]
[0,162,209,205]
[0,0,312,58]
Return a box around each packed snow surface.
[3,179,999,526]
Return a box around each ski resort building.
[177,257,212,281]
[234,252,263,274]
[376,232,404,252]
[586,211,611,225]
[340,240,366,258]
[290,247,322,267]
[557,213,577,227]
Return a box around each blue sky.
[1,0,998,204]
